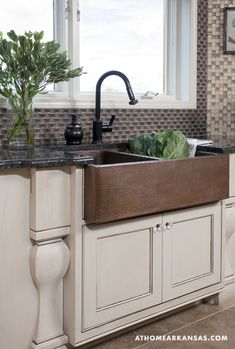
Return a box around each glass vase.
[7,100,34,147]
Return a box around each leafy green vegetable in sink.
[128,130,189,159]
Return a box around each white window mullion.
[68,0,80,100]
[165,0,178,98]
[166,0,197,105]
[54,0,67,51]
[53,0,68,93]
[175,0,182,101]
[178,0,190,101]
[178,0,197,104]
[163,0,168,95]
[189,0,198,107]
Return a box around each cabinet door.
[224,198,235,283]
[163,203,221,301]
[82,216,162,330]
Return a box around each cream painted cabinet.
[0,169,37,349]
[29,167,71,348]
[224,154,235,284]
[163,203,221,301]
[82,216,162,330]
[224,198,235,284]
[64,183,223,347]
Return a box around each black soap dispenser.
[64,114,83,145]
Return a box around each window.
[0,0,65,98]
[78,0,197,109]
[0,0,54,40]
[79,1,164,95]
[0,0,197,109]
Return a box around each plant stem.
[24,122,34,144]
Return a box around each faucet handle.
[109,113,116,126]
[102,113,116,132]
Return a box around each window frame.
[0,0,198,110]
[164,0,198,108]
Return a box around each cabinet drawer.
[82,216,162,330]
[163,203,221,301]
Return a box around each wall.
[207,0,235,137]
[0,0,208,146]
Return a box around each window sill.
[0,93,197,110]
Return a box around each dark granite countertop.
[1,135,234,169]
[0,142,127,169]
[197,136,235,154]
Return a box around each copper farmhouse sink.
[83,150,229,224]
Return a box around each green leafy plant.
[128,130,190,159]
[0,30,85,144]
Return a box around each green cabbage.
[128,130,189,159]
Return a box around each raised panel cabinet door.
[82,216,162,330]
[163,202,222,302]
[224,198,235,283]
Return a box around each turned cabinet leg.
[30,239,70,347]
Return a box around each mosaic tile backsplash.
[0,0,208,145]
[207,0,235,137]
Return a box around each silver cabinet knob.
[155,224,162,232]
[164,222,173,230]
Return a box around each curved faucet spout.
[95,70,138,120]
[93,70,138,144]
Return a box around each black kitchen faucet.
[92,70,138,144]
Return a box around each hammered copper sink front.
[84,152,229,224]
